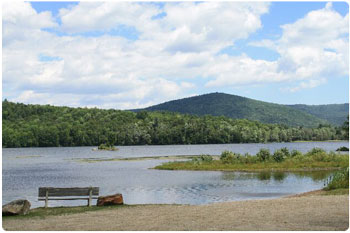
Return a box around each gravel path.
[3,195,349,231]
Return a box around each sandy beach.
[2,192,348,231]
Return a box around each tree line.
[2,100,348,148]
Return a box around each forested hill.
[288,104,349,126]
[2,100,347,148]
[136,93,329,128]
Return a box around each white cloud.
[207,2,348,89]
[205,54,283,87]
[59,2,270,54]
[282,78,327,93]
[161,2,269,53]
[2,2,348,109]
[3,1,57,46]
[279,3,348,47]
[3,1,57,29]
[3,2,271,109]
[275,3,349,81]
[59,2,160,34]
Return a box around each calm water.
[2,141,348,208]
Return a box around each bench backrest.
[38,187,99,197]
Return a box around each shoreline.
[3,189,349,231]
[153,166,344,172]
[3,140,349,149]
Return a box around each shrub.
[97,143,118,151]
[272,150,285,162]
[280,147,290,157]
[199,154,213,162]
[220,151,241,164]
[256,149,270,162]
[242,153,257,164]
[336,146,349,152]
[192,154,213,163]
[304,147,329,161]
[307,147,326,156]
[220,151,232,162]
[220,151,232,164]
[325,168,349,190]
[191,157,199,163]
[98,143,108,149]
[292,153,305,162]
[291,150,302,158]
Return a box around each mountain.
[135,92,340,128]
[288,104,349,126]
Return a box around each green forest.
[288,103,349,126]
[2,100,348,148]
[139,92,349,127]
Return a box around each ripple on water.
[3,143,345,207]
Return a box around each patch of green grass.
[3,205,130,220]
[2,203,185,220]
[155,160,347,172]
[154,148,349,172]
[322,188,349,195]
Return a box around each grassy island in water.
[96,143,119,151]
[154,148,349,172]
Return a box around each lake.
[2,141,348,208]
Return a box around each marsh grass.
[155,148,349,172]
[324,168,349,190]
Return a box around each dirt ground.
[2,194,349,231]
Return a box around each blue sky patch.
[30,1,78,16]
[38,54,62,62]
[152,12,167,20]
[219,40,280,62]
[43,25,139,40]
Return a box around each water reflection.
[221,170,333,183]
[257,172,271,181]
[221,172,236,180]
[273,172,287,182]
[294,170,333,181]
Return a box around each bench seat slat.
[38,187,99,197]
[38,197,99,201]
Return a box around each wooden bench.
[38,187,99,208]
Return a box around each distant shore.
[291,140,349,143]
[2,140,349,149]
[3,190,348,231]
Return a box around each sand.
[2,194,349,231]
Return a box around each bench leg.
[45,189,48,208]
[88,188,92,207]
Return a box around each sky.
[2,1,349,109]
